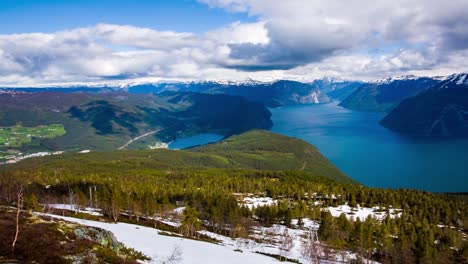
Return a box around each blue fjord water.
[168,133,224,150]
[270,103,468,192]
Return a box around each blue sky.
[0,0,254,34]
[0,0,467,86]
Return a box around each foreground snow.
[46,204,103,216]
[45,214,292,264]
[43,203,383,263]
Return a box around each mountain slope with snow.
[46,214,289,264]
[339,76,440,112]
[381,73,468,137]
[127,80,332,107]
[1,79,363,107]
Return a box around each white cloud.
[0,22,284,86]
[206,21,268,45]
[198,0,468,72]
[1,0,468,86]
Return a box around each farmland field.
[0,124,66,148]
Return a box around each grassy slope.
[5,130,354,184]
[190,130,352,183]
[0,207,143,263]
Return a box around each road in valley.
[118,129,162,150]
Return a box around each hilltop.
[4,130,352,184]
[190,130,351,183]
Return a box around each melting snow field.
[241,196,278,209]
[46,204,103,216]
[326,204,402,221]
[45,214,292,264]
[43,201,393,263]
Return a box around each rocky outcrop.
[74,226,121,252]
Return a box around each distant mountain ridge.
[0,78,362,107]
[127,80,334,107]
[339,75,440,112]
[124,78,363,106]
[381,73,468,137]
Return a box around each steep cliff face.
[127,80,332,107]
[380,73,468,137]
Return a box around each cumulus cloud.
[0,0,467,86]
[200,0,468,72]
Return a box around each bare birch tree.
[12,186,23,252]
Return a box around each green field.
[0,124,66,148]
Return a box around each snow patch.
[456,74,467,85]
[237,195,278,210]
[44,214,291,264]
[46,204,102,216]
[172,207,186,215]
[372,75,419,84]
[2,150,65,165]
[148,141,169,149]
[326,204,402,221]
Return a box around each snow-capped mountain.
[437,73,468,88]
[339,75,440,112]
[372,74,422,84]
[381,73,468,137]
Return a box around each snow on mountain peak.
[433,73,468,89]
[319,76,345,83]
[448,73,468,85]
[186,78,274,86]
[372,75,420,84]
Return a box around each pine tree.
[181,206,201,237]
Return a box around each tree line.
[0,168,466,263]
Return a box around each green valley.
[0,92,272,157]
[0,124,66,148]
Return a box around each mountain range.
[2,73,467,139]
[339,75,440,112]
[0,78,361,107]
[0,75,466,263]
[381,73,468,137]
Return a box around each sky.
[0,0,468,86]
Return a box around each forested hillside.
[0,131,466,263]
[381,73,468,137]
[340,77,439,112]
[0,91,272,161]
